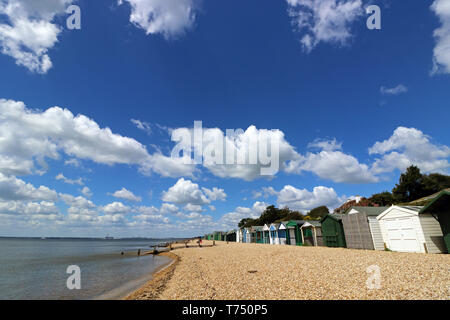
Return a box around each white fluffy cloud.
[431,0,450,74]
[159,202,179,214]
[119,0,199,39]
[80,186,92,198]
[0,200,59,215]
[276,185,343,212]
[286,139,377,183]
[0,172,58,201]
[0,0,73,73]
[60,193,97,215]
[0,99,195,178]
[171,125,301,181]
[219,201,268,229]
[287,0,364,52]
[369,127,450,174]
[109,187,142,202]
[161,178,226,206]
[55,173,84,185]
[102,201,131,214]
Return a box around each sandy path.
[131,240,450,300]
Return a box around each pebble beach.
[127,240,450,300]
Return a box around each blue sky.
[0,0,449,238]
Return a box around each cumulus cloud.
[102,201,131,215]
[431,0,450,74]
[80,186,92,198]
[287,0,364,52]
[159,202,179,214]
[0,0,73,73]
[0,200,59,215]
[380,84,408,95]
[55,173,84,185]
[286,139,377,183]
[118,0,199,39]
[60,193,97,215]
[0,172,58,201]
[171,125,301,181]
[369,127,450,174]
[219,201,268,229]
[0,99,195,178]
[161,178,226,206]
[109,187,142,202]
[276,185,344,212]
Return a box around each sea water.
[0,237,172,300]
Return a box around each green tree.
[308,206,329,219]
[238,218,256,228]
[422,173,450,195]
[392,165,426,202]
[369,191,395,206]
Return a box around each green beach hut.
[419,190,450,253]
[321,214,347,248]
[285,220,304,246]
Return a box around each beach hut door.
[385,218,420,252]
[289,229,296,245]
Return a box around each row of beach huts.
[204,191,450,254]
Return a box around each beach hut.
[285,220,304,246]
[242,228,247,243]
[252,226,264,243]
[225,230,237,242]
[236,229,243,243]
[300,221,323,246]
[263,224,270,244]
[269,223,280,244]
[321,214,346,248]
[213,231,225,241]
[342,206,388,250]
[245,228,253,243]
[377,205,446,253]
[278,222,288,245]
[419,191,450,253]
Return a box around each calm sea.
[0,238,173,300]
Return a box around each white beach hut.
[263,224,270,244]
[377,205,446,253]
[236,229,243,243]
[269,223,280,244]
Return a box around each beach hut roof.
[301,220,321,228]
[321,213,343,222]
[377,205,423,220]
[252,226,264,231]
[287,220,306,226]
[345,206,390,216]
[419,191,450,215]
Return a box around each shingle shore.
[130,240,450,300]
